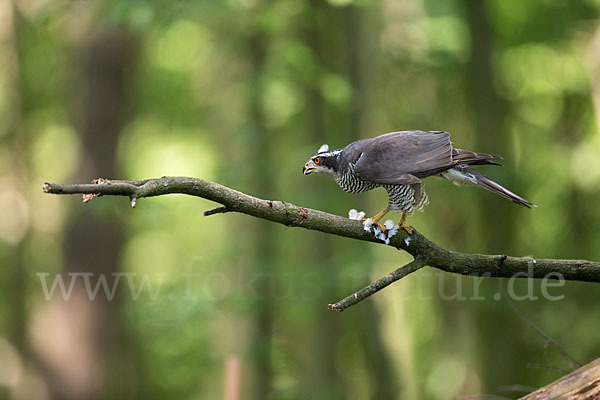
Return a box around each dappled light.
[1,0,600,399]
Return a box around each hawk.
[302,131,534,234]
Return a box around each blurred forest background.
[1,0,600,399]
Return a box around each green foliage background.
[1,0,600,399]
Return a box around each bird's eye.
[314,157,320,164]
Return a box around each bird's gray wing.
[351,131,453,185]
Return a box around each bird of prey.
[302,131,535,234]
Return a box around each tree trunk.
[32,27,139,400]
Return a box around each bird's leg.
[398,213,413,235]
[363,208,389,231]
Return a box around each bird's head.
[303,144,341,176]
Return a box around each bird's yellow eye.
[314,157,320,164]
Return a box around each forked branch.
[43,176,600,311]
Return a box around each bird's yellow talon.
[360,218,385,231]
[361,208,390,231]
[398,212,413,234]
[360,218,387,233]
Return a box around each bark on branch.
[519,357,600,399]
[43,176,600,310]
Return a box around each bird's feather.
[452,149,502,166]
[348,131,453,184]
[446,165,536,208]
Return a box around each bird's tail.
[465,166,535,208]
[443,165,536,208]
[452,149,503,166]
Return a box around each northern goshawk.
[302,131,534,233]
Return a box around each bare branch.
[43,176,600,309]
[505,296,582,369]
[204,206,230,216]
[328,257,426,312]
[520,357,600,399]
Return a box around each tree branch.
[519,357,600,399]
[43,176,600,309]
[328,257,426,312]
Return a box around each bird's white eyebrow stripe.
[316,150,341,157]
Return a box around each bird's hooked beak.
[303,160,315,175]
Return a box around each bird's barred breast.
[335,163,378,194]
[334,162,429,215]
